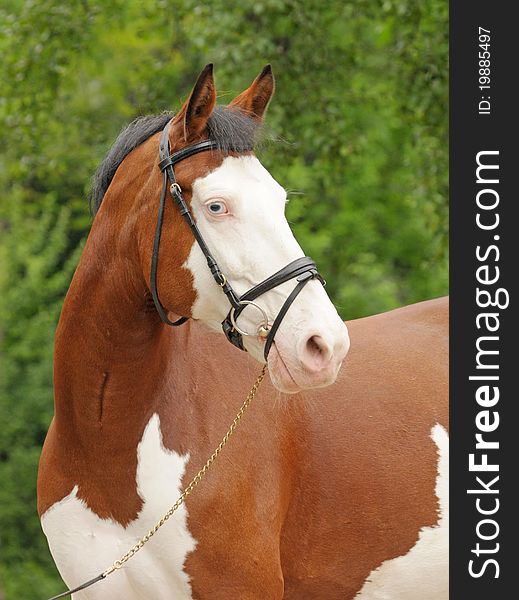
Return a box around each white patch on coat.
[183,155,349,368]
[354,424,449,600]
[41,414,196,599]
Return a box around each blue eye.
[206,201,228,215]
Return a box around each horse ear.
[228,64,275,121]
[176,63,216,141]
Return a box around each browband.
[158,139,219,172]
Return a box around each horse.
[38,64,448,599]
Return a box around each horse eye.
[206,201,228,215]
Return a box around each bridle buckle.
[170,182,182,196]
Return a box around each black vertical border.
[450,2,516,598]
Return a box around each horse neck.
[53,205,171,440]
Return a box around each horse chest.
[40,413,449,599]
[41,414,198,599]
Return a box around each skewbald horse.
[38,65,448,599]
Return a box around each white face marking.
[41,414,195,599]
[185,155,297,330]
[354,424,449,600]
[183,155,349,386]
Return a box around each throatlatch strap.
[151,121,224,326]
[158,121,241,309]
[149,170,188,327]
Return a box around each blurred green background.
[0,0,447,597]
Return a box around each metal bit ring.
[229,301,270,338]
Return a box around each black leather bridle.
[150,119,325,360]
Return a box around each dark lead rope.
[46,119,325,599]
[47,573,106,600]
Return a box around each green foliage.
[177,0,448,314]
[0,1,447,597]
[0,192,81,596]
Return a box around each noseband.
[150,119,325,360]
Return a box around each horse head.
[110,64,350,393]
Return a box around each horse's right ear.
[228,64,275,121]
[175,64,216,141]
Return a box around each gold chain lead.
[103,364,268,578]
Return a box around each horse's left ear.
[229,64,275,121]
[175,63,217,141]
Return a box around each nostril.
[303,335,332,370]
[307,335,322,357]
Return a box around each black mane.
[89,107,261,215]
